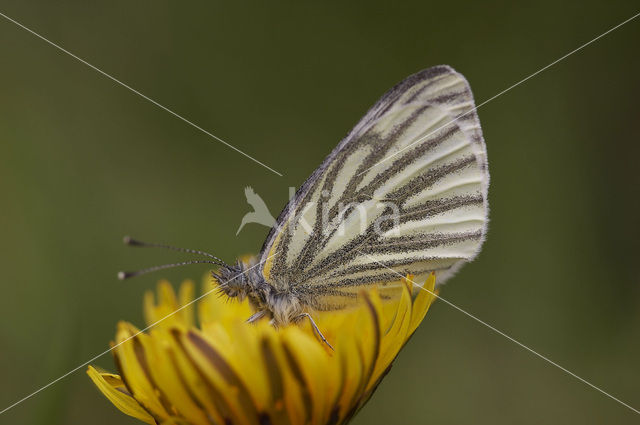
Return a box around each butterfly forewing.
[260,65,489,310]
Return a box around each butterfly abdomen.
[265,290,303,325]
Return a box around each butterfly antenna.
[122,236,228,266]
[118,259,223,280]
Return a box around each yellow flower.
[88,272,437,425]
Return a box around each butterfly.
[121,65,489,346]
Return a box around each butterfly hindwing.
[260,65,489,309]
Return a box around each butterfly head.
[214,259,269,305]
[214,259,304,325]
[213,262,252,299]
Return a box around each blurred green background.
[1,1,639,424]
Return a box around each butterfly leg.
[246,310,268,323]
[296,313,334,351]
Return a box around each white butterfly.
[122,65,489,344]
[216,65,489,328]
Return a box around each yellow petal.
[86,366,155,424]
[409,272,437,335]
[144,281,192,330]
[113,322,171,419]
[373,281,412,383]
[137,327,210,425]
[179,328,260,425]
